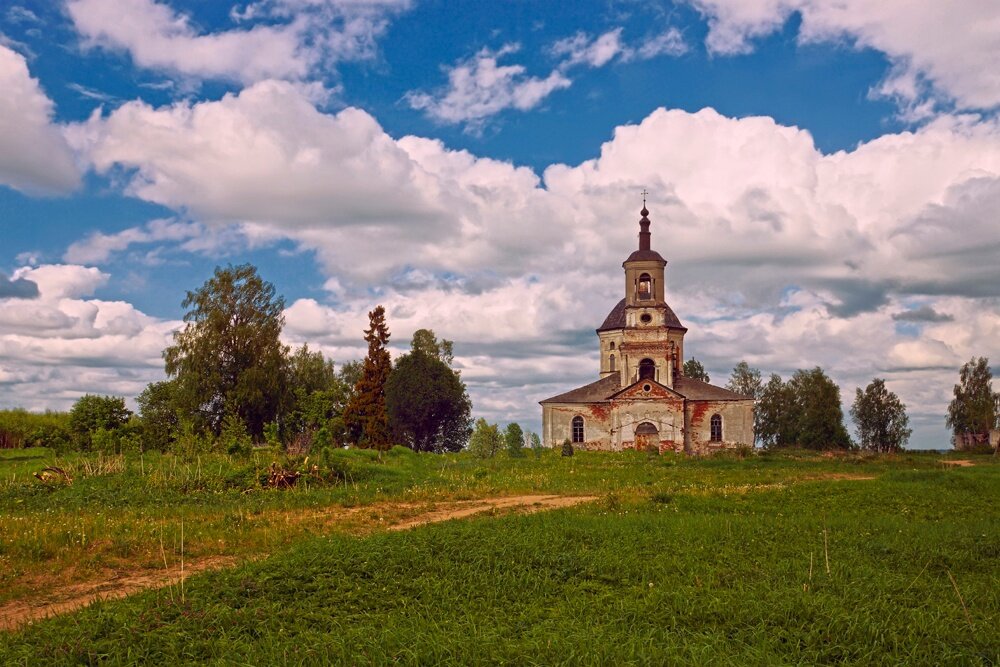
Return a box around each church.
[540,205,754,454]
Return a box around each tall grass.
[1,458,996,664]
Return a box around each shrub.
[220,414,253,457]
[561,439,574,457]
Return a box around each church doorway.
[635,422,659,453]
[638,358,655,381]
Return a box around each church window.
[640,313,652,324]
[572,416,585,443]
[710,414,723,442]
[609,341,615,350]
[609,354,616,371]
[638,273,652,300]
[639,358,655,381]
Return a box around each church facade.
[540,206,754,454]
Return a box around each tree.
[851,378,911,452]
[69,395,132,450]
[787,367,852,450]
[529,431,543,457]
[163,264,288,438]
[410,328,455,367]
[467,418,503,458]
[284,344,354,449]
[343,306,393,450]
[683,358,710,382]
[726,361,763,445]
[504,422,525,457]
[757,374,796,448]
[385,341,472,453]
[947,357,999,450]
[136,380,181,452]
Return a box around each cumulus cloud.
[64,218,202,264]
[47,90,1000,443]
[0,264,177,410]
[892,306,954,323]
[0,273,39,299]
[0,45,80,194]
[686,0,1000,111]
[406,44,572,129]
[66,0,410,84]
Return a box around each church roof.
[539,372,621,404]
[596,298,686,331]
[672,377,753,401]
[623,248,666,263]
[539,373,752,405]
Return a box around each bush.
[220,414,253,457]
[561,439,574,457]
[69,395,132,451]
[468,419,503,459]
[504,423,525,458]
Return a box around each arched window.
[609,354,616,371]
[609,341,615,350]
[638,358,655,381]
[571,416,584,443]
[638,273,652,300]
[710,414,723,442]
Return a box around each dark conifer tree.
[344,306,392,450]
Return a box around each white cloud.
[66,0,410,84]
[49,90,1000,444]
[687,0,1000,111]
[551,28,626,68]
[0,264,177,411]
[64,218,202,264]
[553,27,688,67]
[0,45,80,194]
[406,44,572,128]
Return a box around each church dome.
[596,297,686,331]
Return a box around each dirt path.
[0,494,596,632]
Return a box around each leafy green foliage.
[758,369,851,449]
[683,358,710,382]
[0,410,71,451]
[163,264,289,438]
[136,380,181,452]
[503,422,525,457]
[726,361,763,444]
[386,341,472,453]
[220,414,253,457]
[467,418,502,459]
[946,356,998,450]
[851,378,911,452]
[409,328,455,367]
[68,395,132,451]
[343,306,392,450]
[561,438,574,456]
[284,344,355,451]
[787,367,852,450]
[529,431,543,457]
[757,374,797,448]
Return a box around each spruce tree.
[344,306,393,450]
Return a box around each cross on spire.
[640,188,648,207]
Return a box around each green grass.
[1,448,998,664]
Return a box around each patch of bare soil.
[941,459,975,467]
[0,494,596,632]
[802,473,878,481]
[0,556,236,632]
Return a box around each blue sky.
[1,0,999,449]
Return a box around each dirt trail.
[941,459,976,467]
[0,494,596,632]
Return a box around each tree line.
[0,265,473,457]
[694,356,998,452]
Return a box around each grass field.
[1,447,997,664]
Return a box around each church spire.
[638,204,651,251]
